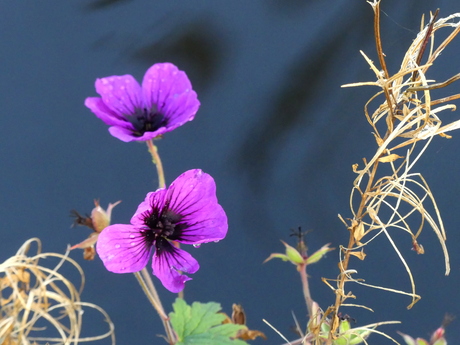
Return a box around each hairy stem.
[147,139,166,189]
[134,269,176,344]
[299,263,313,318]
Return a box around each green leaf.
[207,324,245,337]
[170,298,247,345]
[263,253,290,263]
[306,243,333,265]
[177,333,248,345]
[170,298,189,340]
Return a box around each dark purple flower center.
[142,209,184,245]
[129,105,168,137]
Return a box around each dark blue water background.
[1,1,459,344]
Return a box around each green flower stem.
[299,263,313,318]
[147,139,166,189]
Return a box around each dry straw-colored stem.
[324,2,460,342]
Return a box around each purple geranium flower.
[96,169,228,293]
[85,63,199,142]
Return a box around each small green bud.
[339,320,351,332]
[282,241,305,264]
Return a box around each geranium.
[96,169,228,293]
[85,62,199,142]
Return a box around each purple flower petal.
[166,169,228,244]
[152,239,199,293]
[161,91,200,131]
[85,63,199,142]
[142,63,199,128]
[84,97,131,128]
[94,169,227,293]
[130,189,167,226]
[95,75,143,116]
[108,126,148,143]
[96,224,151,273]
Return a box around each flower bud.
[91,200,121,233]
[70,200,121,259]
[283,241,305,264]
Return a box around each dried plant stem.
[329,161,380,336]
[327,5,398,332]
[325,3,460,342]
[147,139,166,189]
[370,0,389,80]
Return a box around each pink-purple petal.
[142,63,191,109]
[84,97,129,127]
[108,126,146,142]
[152,244,199,293]
[131,189,167,226]
[162,90,200,126]
[96,224,151,273]
[166,169,228,244]
[129,128,167,141]
[94,168,227,293]
[95,75,143,116]
[174,207,228,244]
[142,63,199,126]
[86,63,199,141]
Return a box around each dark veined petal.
[142,63,199,130]
[130,189,168,226]
[166,169,228,244]
[95,74,143,116]
[161,91,200,129]
[96,224,151,273]
[152,239,199,293]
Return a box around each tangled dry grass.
[310,1,460,343]
[0,238,115,345]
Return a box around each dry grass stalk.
[320,1,460,341]
[0,238,115,345]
